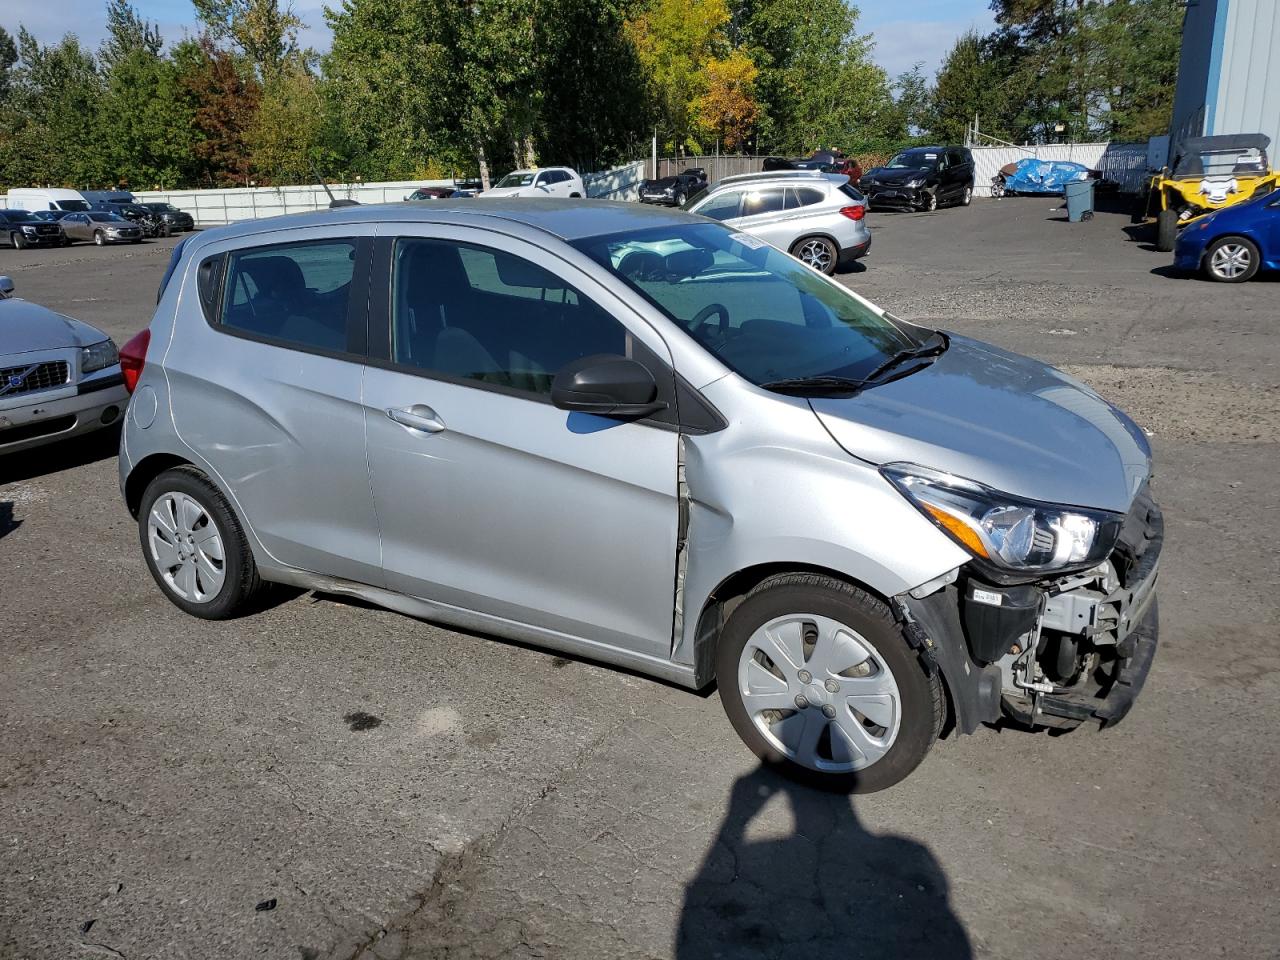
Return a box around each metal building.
[1170,0,1280,157]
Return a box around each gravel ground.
[1,201,1277,960]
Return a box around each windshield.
[55,199,90,211]
[886,151,938,170]
[2,210,32,221]
[573,222,917,384]
[496,172,536,188]
[1175,147,1267,178]
[31,211,62,220]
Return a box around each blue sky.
[6,0,994,81]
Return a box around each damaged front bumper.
[895,487,1163,734]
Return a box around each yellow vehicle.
[1137,134,1277,252]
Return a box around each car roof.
[714,170,832,187]
[182,199,698,250]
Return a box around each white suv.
[481,167,585,199]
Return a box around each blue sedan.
[1174,189,1280,282]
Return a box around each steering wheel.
[689,302,730,344]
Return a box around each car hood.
[0,298,110,354]
[479,186,529,198]
[863,166,933,184]
[808,335,1151,514]
[643,178,678,189]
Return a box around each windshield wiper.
[759,375,869,395]
[858,331,948,385]
[760,333,948,396]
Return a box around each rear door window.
[219,240,357,354]
[786,187,825,209]
[740,188,786,217]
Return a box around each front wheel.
[138,466,264,619]
[961,184,973,206]
[1204,236,1260,282]
[922,191,938,212]
[1155,209,1178,252]
[716,573,943,793]
[11,232,27,250]
[789,235,838,275]
[93,230,105,246]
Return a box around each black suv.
[95,201,171,238]
[0,209,68,248]
[859,146,975,212]
[140,202,195,232]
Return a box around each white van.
[4,188,92,212]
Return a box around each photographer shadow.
[677,765,972,959]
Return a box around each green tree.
[99,0,163,71]
[247,57,326,183]
[96,3,197,190]
[192,0,303,79]
[736,0,898,156]
[931,30,1019,143]
[893,62,932,138]
[1,30,104,188]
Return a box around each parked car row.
[1,187,196,250]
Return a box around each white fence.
[0,160,648,225]
[971,142,1149,197]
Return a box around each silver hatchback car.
[119,201,1160,792]
[683,171,871,274]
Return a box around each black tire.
[569,192,582,198]
[922,191,938,212]
[138,466,264,620]
[1155,209,1178,252]
[12,231,27,250]
[961,183,973,206]
[93,230,106,246]
[1203,236,1261,283]
[715,573,943,793]
[675,191,686,206]
[789,235,839,275]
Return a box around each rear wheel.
[716,573,943,793]
[1155,210,1178,252]
[1204,236,1260,282]
[789,235,838,275]
[138,466,264,619]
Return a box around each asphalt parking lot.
[2,200,1278,960]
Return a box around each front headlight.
[906,177,927,189]
[21,225,37,233]
[81,339,119,373]
[883,464,1123,575]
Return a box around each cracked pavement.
[2,200,1278,958]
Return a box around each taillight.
[839,205,866,221]
[119,328,150,394]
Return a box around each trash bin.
[1064,179,1095,222]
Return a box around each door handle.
[386,405,445,433]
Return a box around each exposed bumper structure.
[895,486,1163,735]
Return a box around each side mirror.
[551,355,666,418]
[0,276,14,298]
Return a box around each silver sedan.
[59,211,144,245]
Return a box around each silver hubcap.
[1210,243,1251,279]
[796,239,833,272]
[964,186,971,204]
[147,491,226,603]
[737,613,901,772]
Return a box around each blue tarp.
[1002,158,1092,194]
